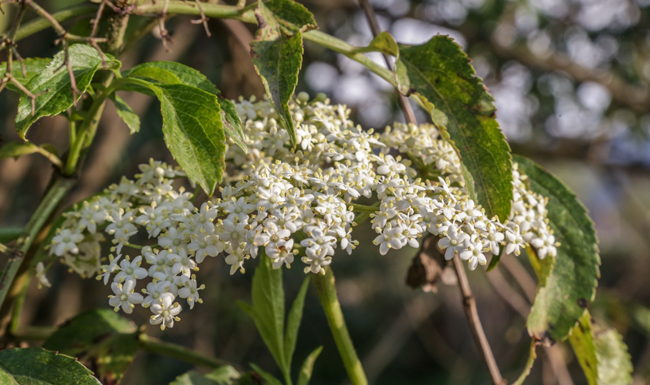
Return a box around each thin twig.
[453,256,506,385]
[358,0,417,125]
[89,0,106,38]
[489,257,574,385]
[190,0,211,37]
[157,0,173,51]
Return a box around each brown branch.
[358,0,417,125]
[453,256,506,385]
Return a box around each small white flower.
[178,277,204,309]
[35,262,51,288]
[438,224,470,260]
[114,256,148,282]
[51,228,84,256]
[109,279,143,314]
[150,292,181,330]
[531,231,557,259]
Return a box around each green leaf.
[110,94,140,134]
[251,0,308,147]
[171,367,241,385]
[43,308,139,384]
[284,278,309,370]
[569,313,633,385]
[121,62,246,152]
[123,61,217,95]
[353,31,399,56]
[297,346,323,385]
[0,57,51,92]
[15,44,120,139]
[148,83,227,196]
[0,347,101,385]
[0,141,62,166]
[251,254,287,372]
[249,363,284,385]
[515,155,600,343]
[395,36,513,221]
[264,0,317,34]
[217,97,247,153]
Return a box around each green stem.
[139,334,233,369]
[0,176,76,310]
[64,88,111,175]
[9,273,30,333]
[351,203,379,213]
[311,268,368,385]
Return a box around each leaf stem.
[351,203,378,213]
[452,256,505,385]
[138,333,234,369]
[311,268,368,385]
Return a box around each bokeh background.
[1,0,650,384]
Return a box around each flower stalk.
[311,268,368,385]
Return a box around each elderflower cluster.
[41,93,557,329]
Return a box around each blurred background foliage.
[1,0,650,384]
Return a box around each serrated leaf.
[123,61,216,95]
[110,94,140,134]
[569,313,633,385]
[297,346,322,385]
[43,308,138,384]
[249,363,284,385]
[15,44,120,139]
[395,36,512,221]
[0,57,51,92]
[0,141,62,166]
[121,62,246,152]
[593,324,633,384]
[515,155,600,343]
[251,254,287,373]
[251,0,306,147]
[171,366,241,385]
[284,278,309,370]
[353,31,398,56]
[264,0,317,34]
[149,83,227,196]
[0,347,101,385]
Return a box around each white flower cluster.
[41,93,557,329]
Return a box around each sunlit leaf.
[395,36,512,221]
[515,155,600,343]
